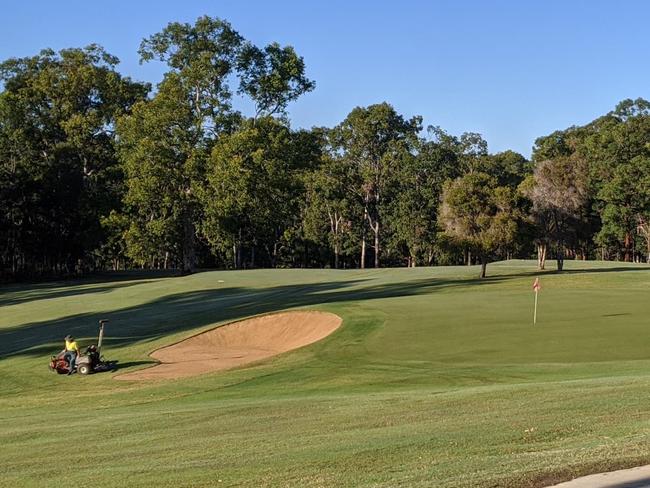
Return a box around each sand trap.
[116,311,342,381]
[544,465,650,487]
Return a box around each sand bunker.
[116,311,342,381]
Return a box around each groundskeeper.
[62,335,80,375]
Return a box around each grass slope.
[2,261,650,487]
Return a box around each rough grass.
[2,260,650,487]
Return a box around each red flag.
[533,278,541,292]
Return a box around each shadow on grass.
[490,264,650,279]
[0,270,183,307]
[0,274,501,359]
[0,280,164,308]
[3,263,647,360]
[113,360,157,370]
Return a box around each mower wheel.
[78,364,92,375]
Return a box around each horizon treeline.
[1,16,649,282]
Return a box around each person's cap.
[64,335,73,340]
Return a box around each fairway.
[2,261,650,487]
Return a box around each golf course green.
[2,260,650,487]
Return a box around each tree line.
[1,16,649,281]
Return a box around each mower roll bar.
[98,319,109,355]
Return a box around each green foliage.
[303,151,361,268]
[96,211,130,269]
[330,102,421,268]
[201,117,318,268]
[2,19,650,280]
[385,138,458,266]
[0,45,148,279]
[117,16,315,273]
[528,98,650,264]
[117,74,197,269]
[596,157,650,259]
[138,16,244,128]
[237,42,315,117]
[482,150,531,186]
[441,173,519,276]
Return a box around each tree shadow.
[0,280,161,307]
[609,477,650,488]
[488,264,650,279]
[113,360,157,370]
[553,266,649,275]
[0,275,503,359]
[1,269,178,290]
[0,269,187,307]
[4,262,646,360]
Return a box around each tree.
[481,150,531,187]
[237,42,315,119]
[596,157,650,262]
[331,103,421,268]
[119,16,314,273]
[526,156,589,270]
[0,45,148,279]
[638,216,650,263]
[457,132,488,173]
[582,99,650,188]
[440,173,519,278]
[303,149,360,268]
[519,175,551,269]
[386,137,459,266]
[121,17,246,273]
[117,74,197,270]
[201,117,318,268]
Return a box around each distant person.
[62,335,80,375]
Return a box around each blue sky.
[2,0,648,156]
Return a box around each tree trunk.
[231,228,245,269]
[374,222,380,268]
[479,256,488,278]
[181,211,196,274]
[334,243,340,269]
[361,202,370,269]
[624,232,633,262]
[556,241,564,271]
[537,242,547,270]
[467,250,472,266]
[272,242,279,268]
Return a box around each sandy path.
[545,465,650,487]
[115,311,342,381]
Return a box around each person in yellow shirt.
[63,335,80,375]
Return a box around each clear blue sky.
[3,0,649,157]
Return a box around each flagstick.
[533,289,538,325]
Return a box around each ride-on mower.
[49,319,117,375]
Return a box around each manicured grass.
[2,261,650,487]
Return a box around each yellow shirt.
[65,340,79,353]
